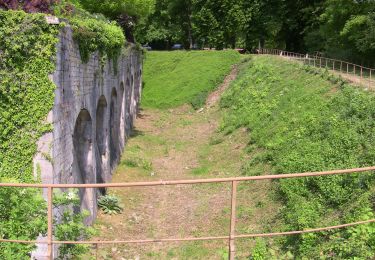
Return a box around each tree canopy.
[1,0,374,64]
[78,0,155,19]
[134,0,375,65]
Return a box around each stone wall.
[32,25,142,259]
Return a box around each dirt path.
[90,67,280,260]
[206,65,238,108]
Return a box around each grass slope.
[142,50,240,109]
[221,56,375,258]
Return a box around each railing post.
[340,61,342,72]
[333,61,335,71]
[347,63,349,74]
[354,65,356,75]
[229,181,238,260]
[320,58,321,68]
[47,186,53,260]
[360,67,363,85]
[326,58,327,68]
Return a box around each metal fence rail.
[1,166,375,259]
[258,48,375,89]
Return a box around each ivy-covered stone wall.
[0,10,142,259]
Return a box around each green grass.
[220,55,375,258]
[142,50,241,109]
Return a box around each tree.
[0,0,58,13]
[305,0,375,65]
[79,0,155,42]
[135,0,180,49]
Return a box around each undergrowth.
[142,50,240,109]
[220,56,375,258]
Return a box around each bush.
[0,183,47,259]
[69,17,125,63]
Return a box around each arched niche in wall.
[136,68,142,107]
[119,83,125,147]
[73,109,95,219]
[96,96,108,194]
[125,78,132,136]
[109,88,118,169]
[130,72,135,126]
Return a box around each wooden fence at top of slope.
[258,48,375,90]
[1,167,375,259]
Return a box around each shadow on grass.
[129,128,144,138]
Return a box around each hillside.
[142,50,240,109]
[221,55,375,258]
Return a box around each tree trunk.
[186,2,193,49]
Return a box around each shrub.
[69,17,125,63]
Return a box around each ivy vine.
[0,10,59,182]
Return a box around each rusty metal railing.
[258,48,375,89]
[1,166,375,259]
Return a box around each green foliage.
[136,0,375,66]
[250,238,268,260]
[305,0,375,65]
[0,10,59,182]
[98,195,124,215]
[69,16,125,63]
[52,0,127,63]
[0,181,47,259]
[142,50,240,109]
[220,56,375,257]
[79,0,155,19]
[0,12,56,256]
[0,11,98,259]
[53,190,95,258]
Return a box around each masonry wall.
[32,25,142,259]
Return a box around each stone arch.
[130,72,136,125]
[109,88,119,168]
[119,83,125,147]
[136,68,142,107]
[73,109,95,221]
[125,77,132,136]
[96,96,108,194]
